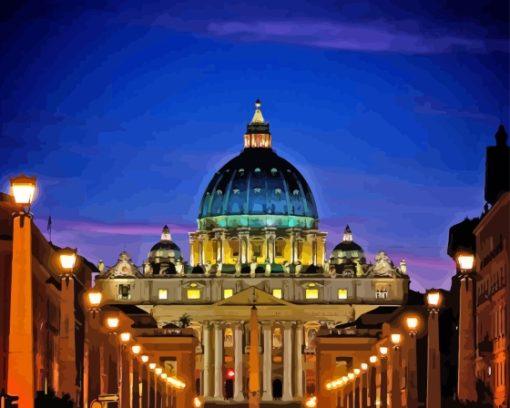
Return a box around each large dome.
[198,101,318,230]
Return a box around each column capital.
[282,321,294,329]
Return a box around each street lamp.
[379,346,389,408]
[131,344,141,355]
[155,367,162,407]
[105,316,120,332]
[426,290,442,408]
[84,288,102,318]
[7,175,37,408]
[148,362,156,408]
[456,251,477,402]
[360,363,368,408]
[391,333,402,408]
[405,316,419,408]
[120,332,132,343]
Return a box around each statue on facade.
[265,261,271,277]
[295,261,302,277]
[216,262,223,277]
[355,259,364,277]
[283,261,290,275]
[250,257,257,278]
[323,259,330,277]
[400,258,407,274]
[98,259,105,274]
[369,251,396,277]
[235,260,241,277]
[204,261,211,276]
[175,258,184,275]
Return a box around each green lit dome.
[198,101,318,230]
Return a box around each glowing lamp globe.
[161,373,168,379]
[347,372,355,380]
[369,355,377,364]
[406,317,419,331]
[361,363,368,371]
[141,355,149,363]
[10,175,36,206]
[87,289,102,308]
[131,345,141,355]
[149,363,156,370]
[226,368,235,379]
[427,290,441,307]
[354,368,361,375]
[457,254,474,272]
[391,333,402,345]
[379,346,388,356]
[120,332,131,343]
[155,367,163,375]
[193,397,203,408]
[58,247,77,274]
[105,316,120,330]
[305,396,317,408]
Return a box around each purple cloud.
[56,219,194,236]
[206,20,507,54]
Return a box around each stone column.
[234,322,244,401]
[391,346,401,408]
[312,234,318,265]
[214,322,224,400]
[294,322,304,398]
[262,322,273,401]
[406,332,418,408]
[203,322,212,398]
[59,277,77,401]
[199,236,205,265]
[427,306,441,408]
[380,357,388,408]
[368,364,376,408]
[282,322,293,400]
[361,368,368,408]
[457,274,477,402]
[189,236,195,266]
[354,375,360,408]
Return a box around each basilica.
[95,101,409,404]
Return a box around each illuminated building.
[96,100,410,403]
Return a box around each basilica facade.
[95,101,409,403]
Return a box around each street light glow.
[161,373,168,379]
[87,289,102,307]
[369,355,377,364]
[59,248,77,271]
[155,367,163,375]
[354,368,361,375]
[141,355,149,363]
[105,316,120,330]
[406,316,419,331]
[379,346,388,356]
[391,333,402,345]
[149,363,156,370]
[427,290,441,307]
[131,344,141,355]
[10,175,37,205]
[361,363,368,371]
[120,332,131,343]
[348,372,355,380]
[457,254,474,271]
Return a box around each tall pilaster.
[427,307,441,408]
[234,322,244,401]
[213,322,224,400]
[294,322,304,398]
[59,277,77,400]
[406,333,418,408]
[457,275,477,402]
[262,322,273,401]
[203,322,212,398]
[282,321,293,401]
[391,346,401,408]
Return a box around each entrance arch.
[272,378,283,400]
[225,379,234,399]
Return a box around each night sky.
[1,1,508,291]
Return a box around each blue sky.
[1,0,508,291]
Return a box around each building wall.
[474,192,510,407]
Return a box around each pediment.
[214,287,294,307]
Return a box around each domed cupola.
[198,100,319,230]
[330,225,366,265]
[146,225,183,275]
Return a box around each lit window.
[158,289,168,300]
[223,289,233,299]
[338,289,348,300]
[272,289,282,299]
[305,289,319,299]
[187,289,201,299]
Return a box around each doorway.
[225,379,234,399]
[272,378,283,400]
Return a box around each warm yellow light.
[427,291,441,307]
[348,372,355,380]
[155,367,163,375]
[193,397,203,407]
[10,175,36,205]
[457,254,474,271]
[161,373,168,379]
[342,376,348,383]
[158,289,168,300]
[369,355,377,364]
[354,368,361,375]
[141,355,149,363]
[223,288,233,299]
[305,396,317,407]
[131,345,141,355]
[120,332,131,343]
[149,363,156,370]
[58,247,77,273]
[305,288,319,299]
[105,316,120,330]
[272,288,282,299]
[187,289,201,299]
[406,316,419,331]
[361,363,368,371]
[391,333,402,345]
[87,289,102,307]
[337,288,348,300]
[379,346,388,356]
[326,383,332,390]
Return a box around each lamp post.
[425,290,442,408]
[83,288,102,408]
[379,346,388,408]
[456,253,477,402]
[155,367,162,408]
[149,363,156,408]
[140,355,149,408]
[56,247,79,401]
[105,316,120,404]
[131,344,141,408]
[368,356,377,408]
[405,316,419,408]
[354,368,361,408]
[390,334,402,408]
[348,372,355,408]
[6,175,37,408]
[360,363,368,408]
[119,332,131,408]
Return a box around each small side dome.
[330,225,365,264]
[147,225,182,267]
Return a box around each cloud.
[206,20,507,54]
[414,96,501,121]
[56,219,194,236]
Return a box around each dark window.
[118,284,130,300]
